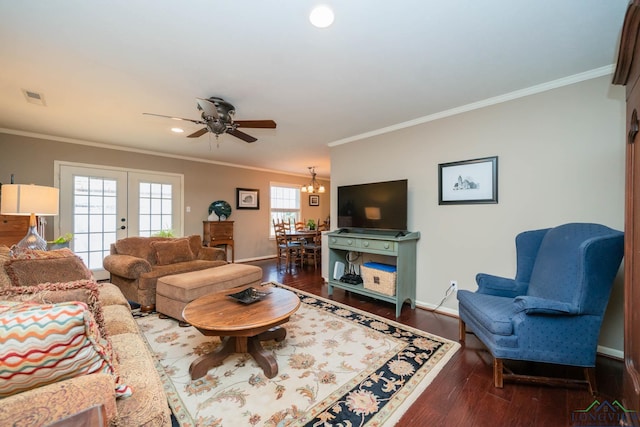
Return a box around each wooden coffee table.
[182,285,300,379]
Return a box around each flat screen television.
[337,179,408,232]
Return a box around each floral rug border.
[141,282,460,426]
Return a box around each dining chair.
[273,219,300,271]
[302,229,322,269]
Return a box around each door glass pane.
[73,175,118,270]
[139,181,173,237]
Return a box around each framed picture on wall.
[438,156,498,205]
[309,194,320,206]
[236,188,260,209]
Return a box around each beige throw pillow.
[151,238,195,265]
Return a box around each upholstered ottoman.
[156,264,263,324]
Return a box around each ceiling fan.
[143,97,276,143]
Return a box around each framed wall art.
[309,194,320,206]
[438,156,498,205]
[236,188,260,210]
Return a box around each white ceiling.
[0,1,628,179]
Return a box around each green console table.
[327,230,420,317]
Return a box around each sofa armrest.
[103,254,152,279]
[476,273,528,298]
[0,373,117,426]
[198,246,227,261]
[514,295,579,315]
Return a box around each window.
[270,183,300,237]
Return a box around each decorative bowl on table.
[227,287,272,304]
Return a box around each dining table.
[285,229,318,241]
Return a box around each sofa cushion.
[96,282,131,308]
[114,236,165,264]
[0,372,118,427]
[0,279,108,339]
[109,333,172,426]
[10,247,76,260]
[5,255,93,287]
[103,304,139,335]
[151,238,195,265]
[0,301,131,399]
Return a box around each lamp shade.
[1,184,59,216]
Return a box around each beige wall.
[0,134,330,261]
[330,75,626,355]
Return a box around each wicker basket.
[361,262,397,296]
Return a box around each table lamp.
[0,184,59,250]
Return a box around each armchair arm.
[103,254,152,279]
[198,246,227,261]
[476,273,528,298]
[514,295,579,315]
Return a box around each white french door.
[55,162,183,280]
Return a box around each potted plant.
[47,233,73,250]
[306,219,316,230]
[152,229,175,237]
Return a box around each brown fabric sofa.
[0,247,171,426]
[103,235,227,311]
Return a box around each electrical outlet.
[450,280,458,291]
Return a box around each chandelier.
[301,167,325,194]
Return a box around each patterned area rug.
[136,283,459,426]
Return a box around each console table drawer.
[360,239,396,253]
[329,236,358,249]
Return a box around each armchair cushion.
[0,301,131,399]
[513,295,578,315]
[456,291,515,336]
[150,238,194,265]
[476,273,528,298]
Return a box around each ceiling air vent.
[21,89,46,106]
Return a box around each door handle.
[120,225,126,230]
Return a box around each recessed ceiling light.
[310,5,334,28]
[171,127,184,133]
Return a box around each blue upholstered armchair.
[457,223,624,394]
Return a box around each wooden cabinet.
[614,0,640,416]
[203,221,234,262]
[326,230,420,317]
[0,215,30,247]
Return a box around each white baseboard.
[234,254,277,263]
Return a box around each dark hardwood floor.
[247,258,625,427]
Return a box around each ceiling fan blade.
[187,128,209,138]
[196,98,219,119]
[234,120,277,129]
[227,128,257,143]
[143,112,204,125]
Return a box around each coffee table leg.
[189,336,236,380]
[248,326,287,378]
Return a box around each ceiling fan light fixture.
[310,5,334,28]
